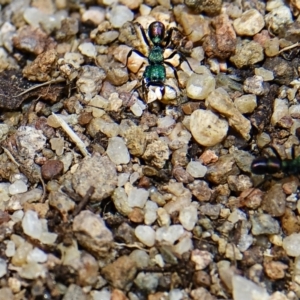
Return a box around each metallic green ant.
[125,21,196,102]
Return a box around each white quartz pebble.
[135,225,156,247]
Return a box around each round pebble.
[190,109,228,147]
[41,160,64,180]
[135,225,155,247]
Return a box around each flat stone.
[73,210,113,258]
[72,153,117,202]
[102,256,137,290]
[233,9,265,36]
[186,161,207,178]
[250,214,280,235]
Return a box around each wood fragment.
[51,112,90,157]
[72,186,95,217]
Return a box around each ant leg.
[142,79,148,102]
[164,27,191,48]
[122,49,147,69]
[164,61,181,88]
[164,50,201,75]
[291,144,297,159]
[151,81,178,100]
[135,23,151,48]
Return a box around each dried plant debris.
[0,69,65,109]
[1,0,300,299]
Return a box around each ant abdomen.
[251,157,282,175]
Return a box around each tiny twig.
[51,113,90,157]
[72,186,95,217]
[38,174,46,203]
[61,186,82,202]
[14,78,66,98]
[278,42,300,54]
[2,146,20,167]
[114,242,149,251]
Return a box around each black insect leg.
[122,48,147,69]
[164,50,202,75]
[164,61,181,88]
[164,27,189,48]
[135,23,151,48]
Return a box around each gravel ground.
[1,0,300,299]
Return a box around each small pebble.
[78,42,97,58]
[233,9,265,36]
[230,40,264,68]
[81,7,105,25]
[5,241,15,257]
[234,94,257,114]
[186,73,215,100]
[264,261,288,280]
[129,249,150,268]
[271,98,289,126]
[191,249,213,270]
[107,5,134,28]
[0,258,7,278]
[135,225,156,247]
[106,137,130,165]
[179,205,198,230]
[232,275,269,299]
[250,214,280,235]
[9,180,27,195]
[90,290,111,300]
[190,109,228,147]
[41,160,64,180]
[243,75,265,95]
[73,210,113,257]
[144,201,158,225]
[254,67,274,81]
[128,187,149,208]
[27,247,48,263]
[265,5,293,34]
[186,161,207,178]
[156,225,184,244]
[22,210,43,240]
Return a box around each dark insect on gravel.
[125,21,196,102]
[251,145,300,176]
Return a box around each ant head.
[148,21,165,45]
